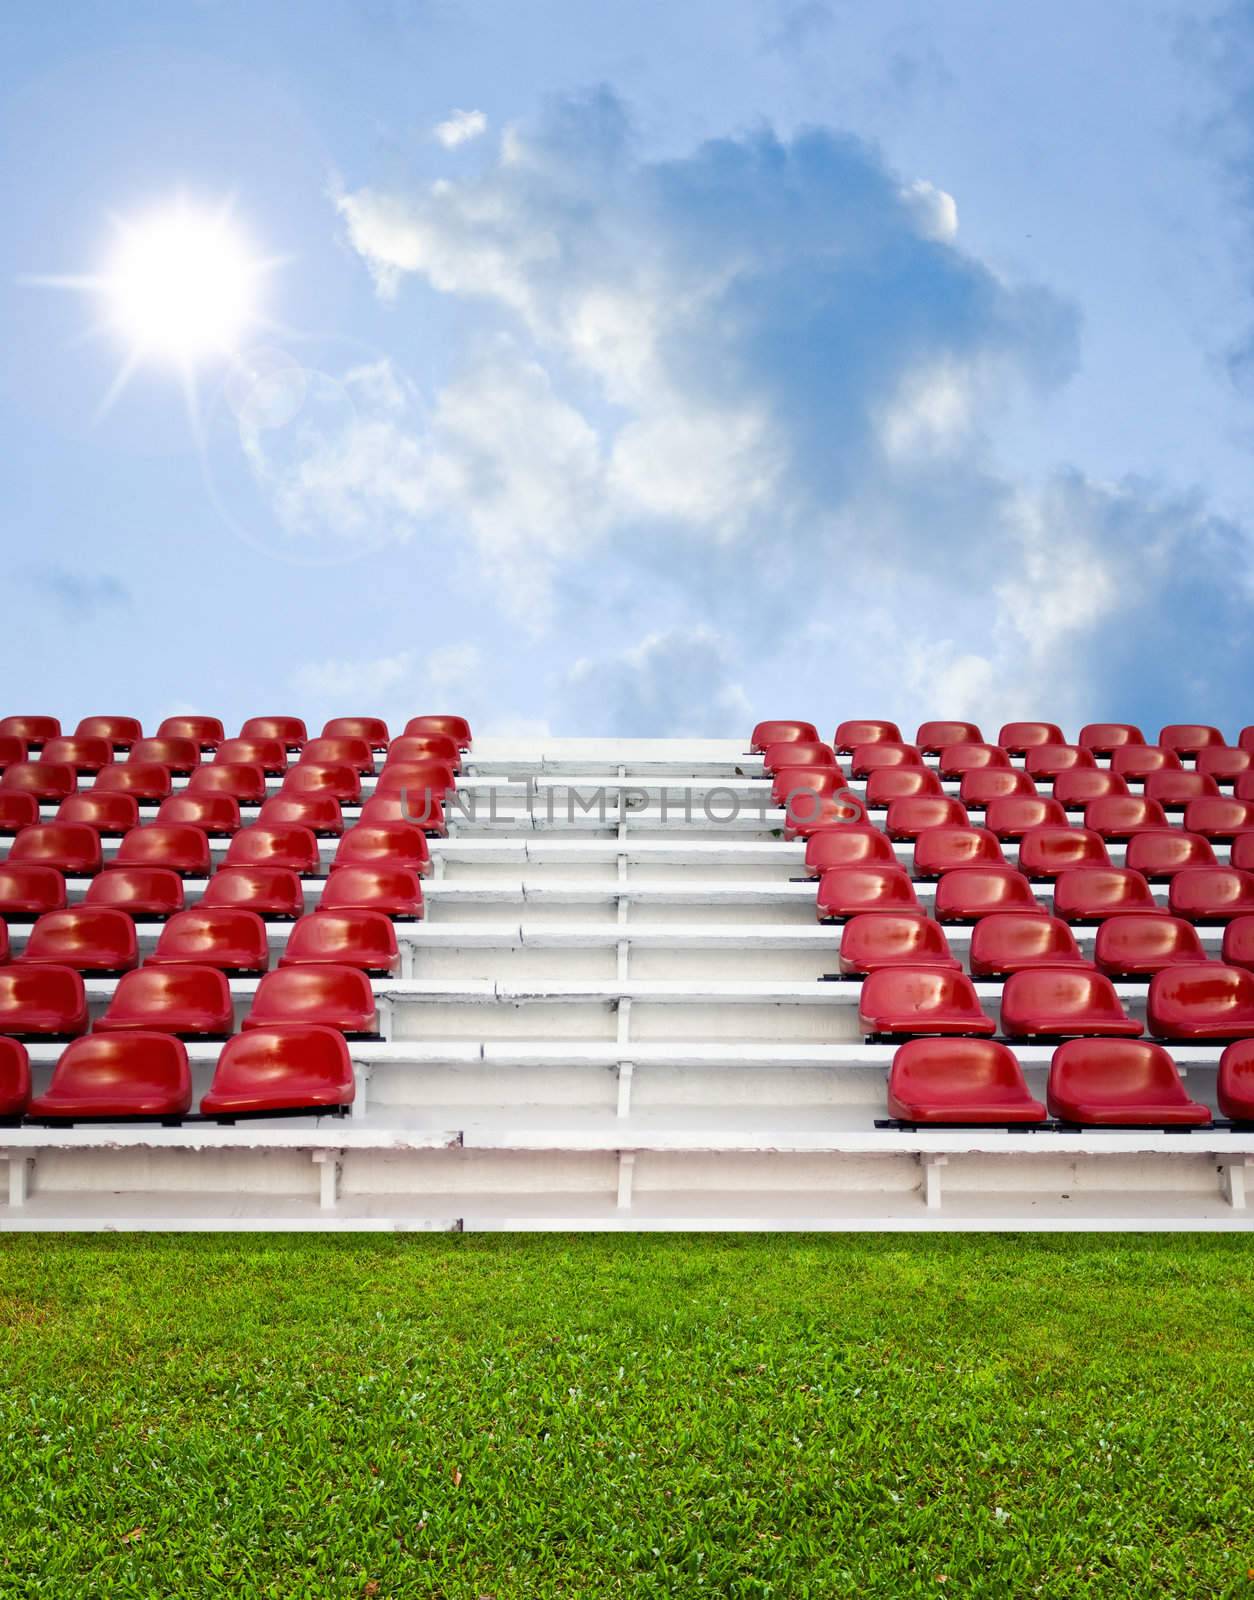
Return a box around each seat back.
[0,715,59,744]
[1183,797,1254,841]
[838,913,958,975]
[95,964,233,1035]
[998,721,1064,753]
[1053,866,1160,921]
[75,715,142,748]
[958,768,1037,806]
[761,740,837,775]
[114,824,211,876]
[1143,770,1220,808]
[888,1038,1045,1123]
[983,795,1067,840]
[0,761,76,802]
[804,825,897,875]
[858,966,993,1036]
[8,822,102,876]
[937,742,1009,779]
[403,714,472,749]
[318,865,425,919]
[968,913,1088,976]
[56,792,140,835]
[866,767,944,804]
[0,1036,30,1117]
[18,908,138,973]
[299,737,375,773]
[1110,745,1180,781]
[933,866,1042,922]
[1078,723,1145,755]
[244,963,376,1032]
[913,825,1004,878]
[279,909,399,974]
[332,821,432,875]
[1196,746,1253,781]
[1147,963,1254,1039]
[157,715,224,749]
[83,867,184,918]
[156,793,242,836]
[1223,916,1254,974]
[1016,826,1109,879]
[833,719,901,753]
[849,743,923,778]
[239,715,307,748]
[1083,795,1170,840]
[1159,724,1225,756]
[256,794,344,836]
[187,763,268,804]
[1047,1039,1206,1124]
[0,793,41,833]
[199,866,304,919]
[130,736,200,773]
[149,907,270,974]
[1051,769,1129,808]
[0,864,66,918]
[216,738,288,774]
[1124,830,1217,879]
[915,721,981,753]
[1094,915,1206,977]
[223,825,320,873]
[40,736,114,774]
[92,762,173,802]
[1024,744,1095,779]
[385,734,461,770]
[29,1032,191,1118]
[885,796,968,841]
[1000,968,1140,1038]
[323,716,389,748]
[1167,867,1254,923]
[0,962,88,1035]
[201,1024,355,1115]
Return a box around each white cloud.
[291,649,415,701]
[433,109,488,149]
[565,626,751,737]
[901,179,959,242]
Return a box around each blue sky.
[2,0,1252,738]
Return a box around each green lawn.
[0,1236,1252,1597]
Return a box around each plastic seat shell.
[149,908,270,975]
[94,964,233,1036]
[1053,867,1162,922]
[888,1039,1046,1123]
[278,909,399,975]
[27,1032,191,1120]
[83,867,184,919]
[199,866,304,920]
[1094,916,1208,978]
[968,913,1091,977]
[1000,969,1141,1039]
[0,963,88,1036]
[838,914,960,974]
[200,1024,355,1116]
[8,823,102,876]
[243,963,377,1033]
[858,967,995,1038]
[1147,963,1254,1040]
[1047,1039,1208,1125]
[933,867,1042,922]
[1167,867,1254,923]
[16,908,138,974]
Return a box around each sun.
[24,196,281,416]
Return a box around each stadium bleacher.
[0,713,1252,1228]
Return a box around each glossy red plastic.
[332,821,432,876]
[1125,831,1218,879]
[0,716,59,744]
[915,721,981,754]
[1183,797,1254,841]
[0,864,65,919]
[983,796,1068,841]
[1051,769,1130,809]
[200,1024,355,1116]
[216,738,288,775]
[0,1037,29,1118]
[1109,746,1180,782]
[1024,744,1095,780]
[1147,963,1254,1039]
[1143,770,1220,809]
[403,715,473,750]
[323,716,389,748]
[833,720,902,754]
[1159,724,1225,756]
[771,768,846,809]
[968,913,1091,977]
[94,964,233,1036]
[1218,1040,1254,1121]
[256,794,343,837]
[0,963,87,1035]
[40,736,114,774]
[849,743,923,778]
[243,963,376,1033]
[0,736,26,769]
[1167,867,1254,922]
[187,763,268,805]
[1094,915,1208,978]
[761,741,838,775]
[803,826,896,876]
[1047,1040,1208,1125]
[56,791,139,835]
[83,867,184,918]
[884,796,968,841]
[865,767,944,805]
[130,736,200,774]
[1223,916,1254,974]
[92,762,174,803]
[199,866,304,920]
[1053,867,1162,921]
[299,736,375,774]
[998,722,1064,754]
[913,825,1004,878]
[357,792,450,835]
[156,793,241,836]
[279,910,399,975]
[75,715,142,748]
[157,715,224,749]
[16,909,138,974]
[373,760,456,799]
[149,908,270,975]
[386,734,461,771]
[0,761,75,803]
[958,768,1037,807]
[318,865,425,919]
[837,914,960,975]
[936,742,1010,779]
[1083,795,1171,841]
[223,825,320,874]
[1000,969,1141,1039]
[281,762,362,805]
[888,1039,1045,1123]
[8,823,101,876]
[239,715,307,748]
[816,865,919,920]
[27,1032,191,1120]
[858,967,995,1037]
[1017,826,1110,879]
[1078,723,1145,755]
[1196,747,1253,781]
[114,824,211,877]
[0,793,40,833]
[933,866,1043,922]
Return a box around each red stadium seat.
[95,965,233,1037]
[157,715,224,750]
[984,795,1067,841]
[244,964,376,1034]
[1233,835,1254,872]
[130,736,200,775]
[187,763,268,805]
[300,736,375,774]
[0,864,65,920]
[0,1037,29,1119]
[27,1032,191,1121]
[1125,831,1218,879]
[0,793,40,833]
[916,721,981,754]
[323,716,389,749]
[1053,866,1162,922]
[1000,969,1141,1039]
[1143,770,1220,809]
[750,720,818,752]
[1051,769,1130,809]
[1084,795,1170,841]
[1017,826,1110,879]
[216,737,288,775]
[0,736,27,770]
[761,741,838,775]
[888,1039,1046,1124]
[373,760,456,797]
[1079,723,1145,756]
[865,767,944,805]
[200,1024,355,1117]
[937,743,1011,780]
[934,866,1042,922]
[404,714,473,750]
[92,762,173,803]
[318,865,425,920]
[279,910,399,975]
[1168,867,1254,923]
[1218,1041,1254,1122]
[240,715,307,749]
[1160,724,1225,757]
[332,821,432,876]
[75,715,142,749]
[200,866,304,920]
[1047,1040,1209,1126]
[912,825,1004,878]
[8,822,102,876]
[1110,745,1180,781]
[816,865,919,921]
[39,736,113,775]
[858,968,995,1038]
[833,720,901,754]
[114,824,211,877]
[386,734,461,771]
[0,716,59,745]
[1094,915,1207,978]
[156,793,241,837]
[256,794,343,837]
[149,908,269,975]
[771,768,846,809]
[782,786,863,836]
[223,825,320,875]
[848,743,923,779]
[885,796,968,841]
[281,762,362,805]
[998,721,1064,754]
[837,914,960,975]
[968,913,1091,977]
[56,791,139,835]
[0,761,76,803]
[358,792,449,835]
[16,908,138,974]
[0,963,87,1036]
[1196,747,1253,782]
[803,826,897,875]
[1237,774,1254,802]
[1183,797,1254,841]
[1148,964,1254,1040]
[1223,917,1254,973]
[958,768,1037,806]
[1024,744,1096,780]
[83,867,184,919]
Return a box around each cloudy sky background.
[2,0,1252,738]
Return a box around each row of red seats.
[886,1036,1253,1125]
[0,713,472,753]
[814,863,1254,923]
[0,960,378,1038]
[836,910,1253,979]
[764,736,1254,784]
[0,1026,354,1122]
[751,719,1254,757]
[858,963,1254,1041]
[0,906,398,976]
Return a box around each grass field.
[1,1235,1252,1597]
